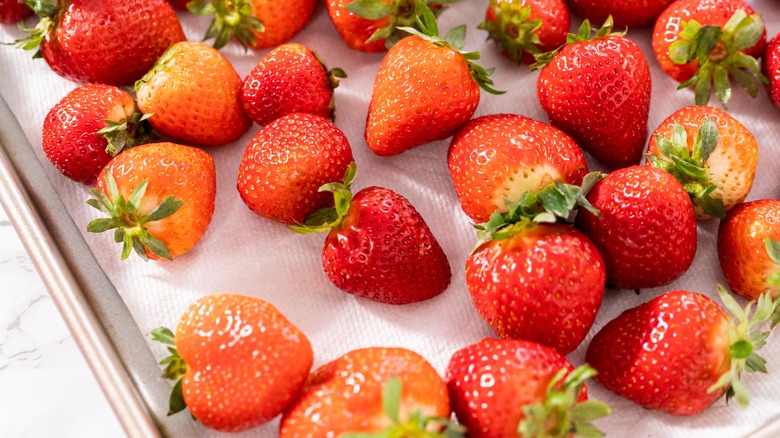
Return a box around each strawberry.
[86,142,216,261]
[764,32,780,109]
[534,18,651,169]
[240,43,346,126]
[167,0,189,9]
[652,0,767,107]
[446,338,610,437]
[565,0,673,28]
[187,0,315,49]
[15,0,184,86]
[574,166,697,290]
[237,113,354,225]
[478,0,571,64]
[586,288,779,415]
[280,347,454,436]
[448,113,588,224]
[718,200,780,300]
[135,41,252,147]
[646,105,757,219]
[365,3,500,156]
[0,0,31,24]
[152,293,313,432]
[292,164,451,305]
[42,84,152,185]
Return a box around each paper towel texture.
[1,0,779,436]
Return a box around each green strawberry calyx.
[289,161,358,235]
[9,0,60,58]
[669,9,769,108]
[764,238,780,303]
[518,365,611,438]
[646,117,724,219]
[150,327,189,416]
[530,16,625,70]
[397,0,503,94]
[477,0,543,64]
[346,0,460,49]
[709,286,780,407]
[97,111,154,157]
[188,0,264,50]
[134,44,179,92]
[341,375,465,438]
[86,170,183,261]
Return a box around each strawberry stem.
[187,0,264,50]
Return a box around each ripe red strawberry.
[646,105,757,219]
[15,0,184,85]
[135,41,252,147]
[240,44,346,126]
[0,0,31,24]
[87,142,216,261]
[718,200,780,300]
[280,347,453,436]
[188,0,315,49]
[152,293,313,432]
[292,164,451,304]
[167,0,189,9]
[586,289,778,415]
[446,338,610,437]
[764,32,780,109]
[237,113,354,225]
[479,0,571,64]
[365,4,500,156]
[574,166,697,290]
[535,18,651,169]
[42,84,152,185]
[448,113,588,224]
[565,0,673,28]
[652,0,767,107]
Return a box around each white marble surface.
[0,205,126,437]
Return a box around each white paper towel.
[1,1,779,436]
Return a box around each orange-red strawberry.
[534,18,651,169]
[565,0,673,28]
[365,4,500,156]
[575,166,697,290]
[764,32,780,109]
[292,164,451,304]
[237,113,354,225]
[0,0,31,24]
[87,142,216,261]
[646,105,757,219]
[446,339,610,437]
[586,289,778,415]
[188,0,315,49]
[652,0,767,107]
[479,0,571,64]
[152,293,313,432]
[240,44,346,126]
[448,114,588,224]
[135,41,252,147]
[42,84,152,185]
[718,200,780,300]
[15,0,184,85]
[280,347,453,436]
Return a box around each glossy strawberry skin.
[96,142,216,260]
[448,114,588,223]
[764,33,780,109]
[323,186,451,304]
[237,113,354,224]
[718,200,780,300]
[652,0,766,83]
[280,347,450,436]
[175,294,313,432]
[537,36,651,169]
[326,0,391,52]
[0,0,32,24]
[586,291,731,415]
[42,84,136,185]
[446,338,586,437]
[565,0,673,28]
[485,0,570,64]
[136,41,252,147]
[39,0,185,86]
[248,0,316,49]
[575,166,697,290]
[366,35,480,156]
[467,223,605,354]
[240,44,335,126]
[646,105,757,219]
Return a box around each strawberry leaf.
[168,378,186,415]
[290,162,357,234]
[444,24,466,50]
[532,15,622,70]
[345,0,394,20]
[478,0,543,64]
[188,0,264,50]
[150,327,176,345]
